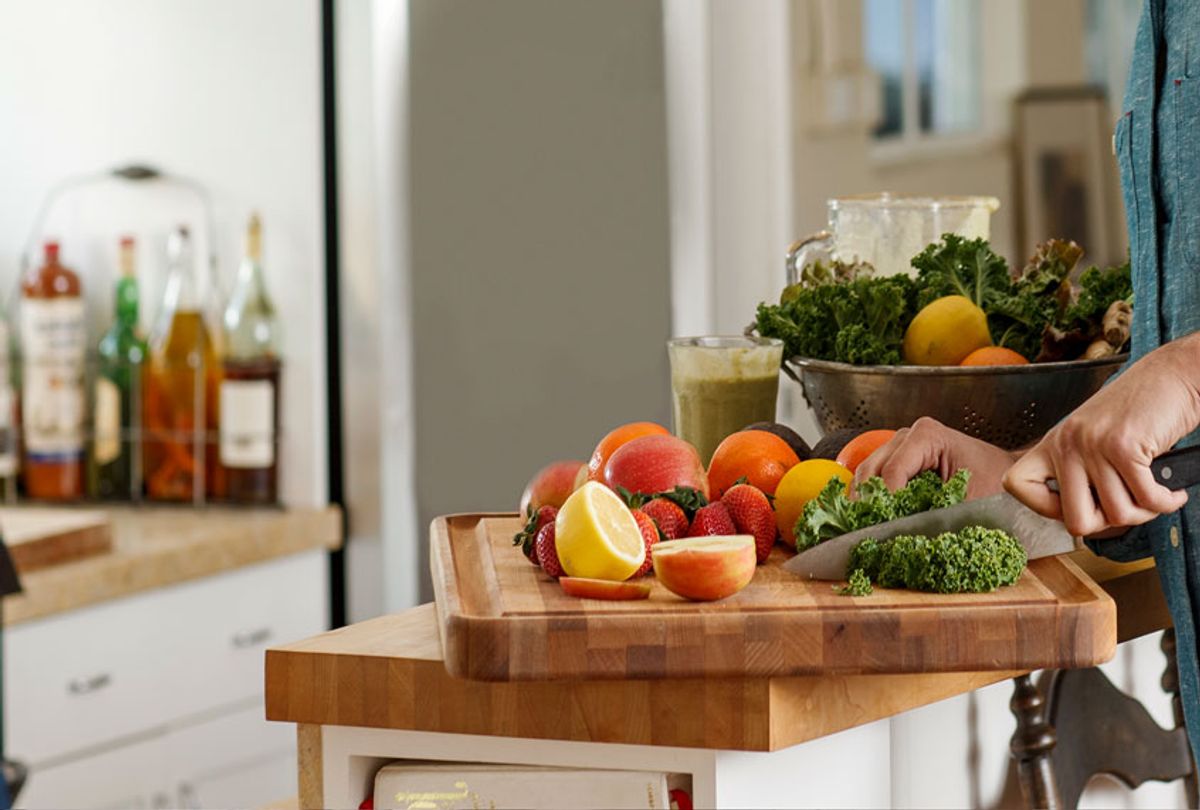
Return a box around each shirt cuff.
[1083,523,1154,562]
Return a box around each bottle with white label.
[20,240,86,500]
[220,213,280,503]
[91,236,148,499]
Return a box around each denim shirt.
[1091,0,1200,760]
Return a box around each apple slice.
[651,535,756,601]
[559,577,652,601]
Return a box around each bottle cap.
[119,235,135,248]
[43,240,60,261]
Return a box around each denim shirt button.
[1171,525,1181,547]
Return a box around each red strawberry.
[513,505,557,564]
[687,501,736,537]
[535,521,565,578]
[631,508,660,576]
[721,484,777,564]
[641,498,689,540]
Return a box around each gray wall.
[409,0,673,597]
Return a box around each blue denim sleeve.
[1083,522,1155,562]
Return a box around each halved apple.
[651,536,756,601]
[559,577,652,601]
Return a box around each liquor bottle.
[91,236,149,499]
[19,240,86,499]
[143,226,222,502]
[220,213,280,503]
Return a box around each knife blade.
[783,444,1200,581]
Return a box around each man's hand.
[855,417,1019,499]
[1003,336,1200,536]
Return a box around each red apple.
[603,435,710,500]
[559,577,652,601]
[519,460,586,516]
[651,536,755,601]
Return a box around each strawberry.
[687,501,736,537]
[641,497,689,540]
[513,505,557,564]
[535,521,565,578]
[631,508,661,576]
[721,483,777,564]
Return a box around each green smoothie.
[668,337,783,465]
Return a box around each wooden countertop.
[4,506,342,626]
[264,549,1167,753]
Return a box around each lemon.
[903,295,992,366]
[774,459,852,544]
[555,482,646,580]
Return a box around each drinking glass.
[667,336,783,466]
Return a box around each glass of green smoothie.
[668,336,784,466]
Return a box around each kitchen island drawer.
[6,549,327,765]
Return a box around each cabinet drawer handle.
[67,672,112,695]
[231,627,272,648]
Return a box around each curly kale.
[755,275,918,365]
[793,469,971,552]
[986,240,1082,360]
[846,526,1027,593]
[911,234,1011,310]
[836,567,874,597]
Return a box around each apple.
[603,434,709,500]
[519,460,586,516]
[651,536,755,601]
[560,577,652,601]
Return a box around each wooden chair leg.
[1010,673,1062,810]
[1161,629,1199,808]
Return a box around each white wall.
[0,0,327,508]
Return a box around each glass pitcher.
[787,193,1000,282]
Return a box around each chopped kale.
[836,567,874,597]
[846,526,1027,593]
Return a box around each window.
[863,0,983,140]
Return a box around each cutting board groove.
[431,513,1115,681]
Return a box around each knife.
[784,444,1200,581]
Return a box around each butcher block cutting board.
[431,513,1116,681]
[0,508,113,573]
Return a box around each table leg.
[297,724,324,810]
[1009,673,1062,810]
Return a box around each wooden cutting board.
[431,513,1116,681]
[0,508,113,573]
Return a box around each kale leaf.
[1061,261,1133,329]
[793,469,971,552]
[911,234,1011,310]
[987,239,1082,360]
[755,275,918,366]
[846,526,1027,593]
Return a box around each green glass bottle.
[91,236,148,499]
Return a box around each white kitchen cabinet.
[7,549,328,810]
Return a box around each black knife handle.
[1151,446,1200,491]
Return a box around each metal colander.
[784,355,1127,449]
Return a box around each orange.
[960,346,1030,366]
[707,430,801,498]
[835,429,897,473]
[587,421,670,482]
[773,460,853,545]
[902,295,992,365]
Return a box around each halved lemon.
[555,482,646,581]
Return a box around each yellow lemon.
[774,459,853,545]
[555,482,646,580]
[903,295,992,366]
